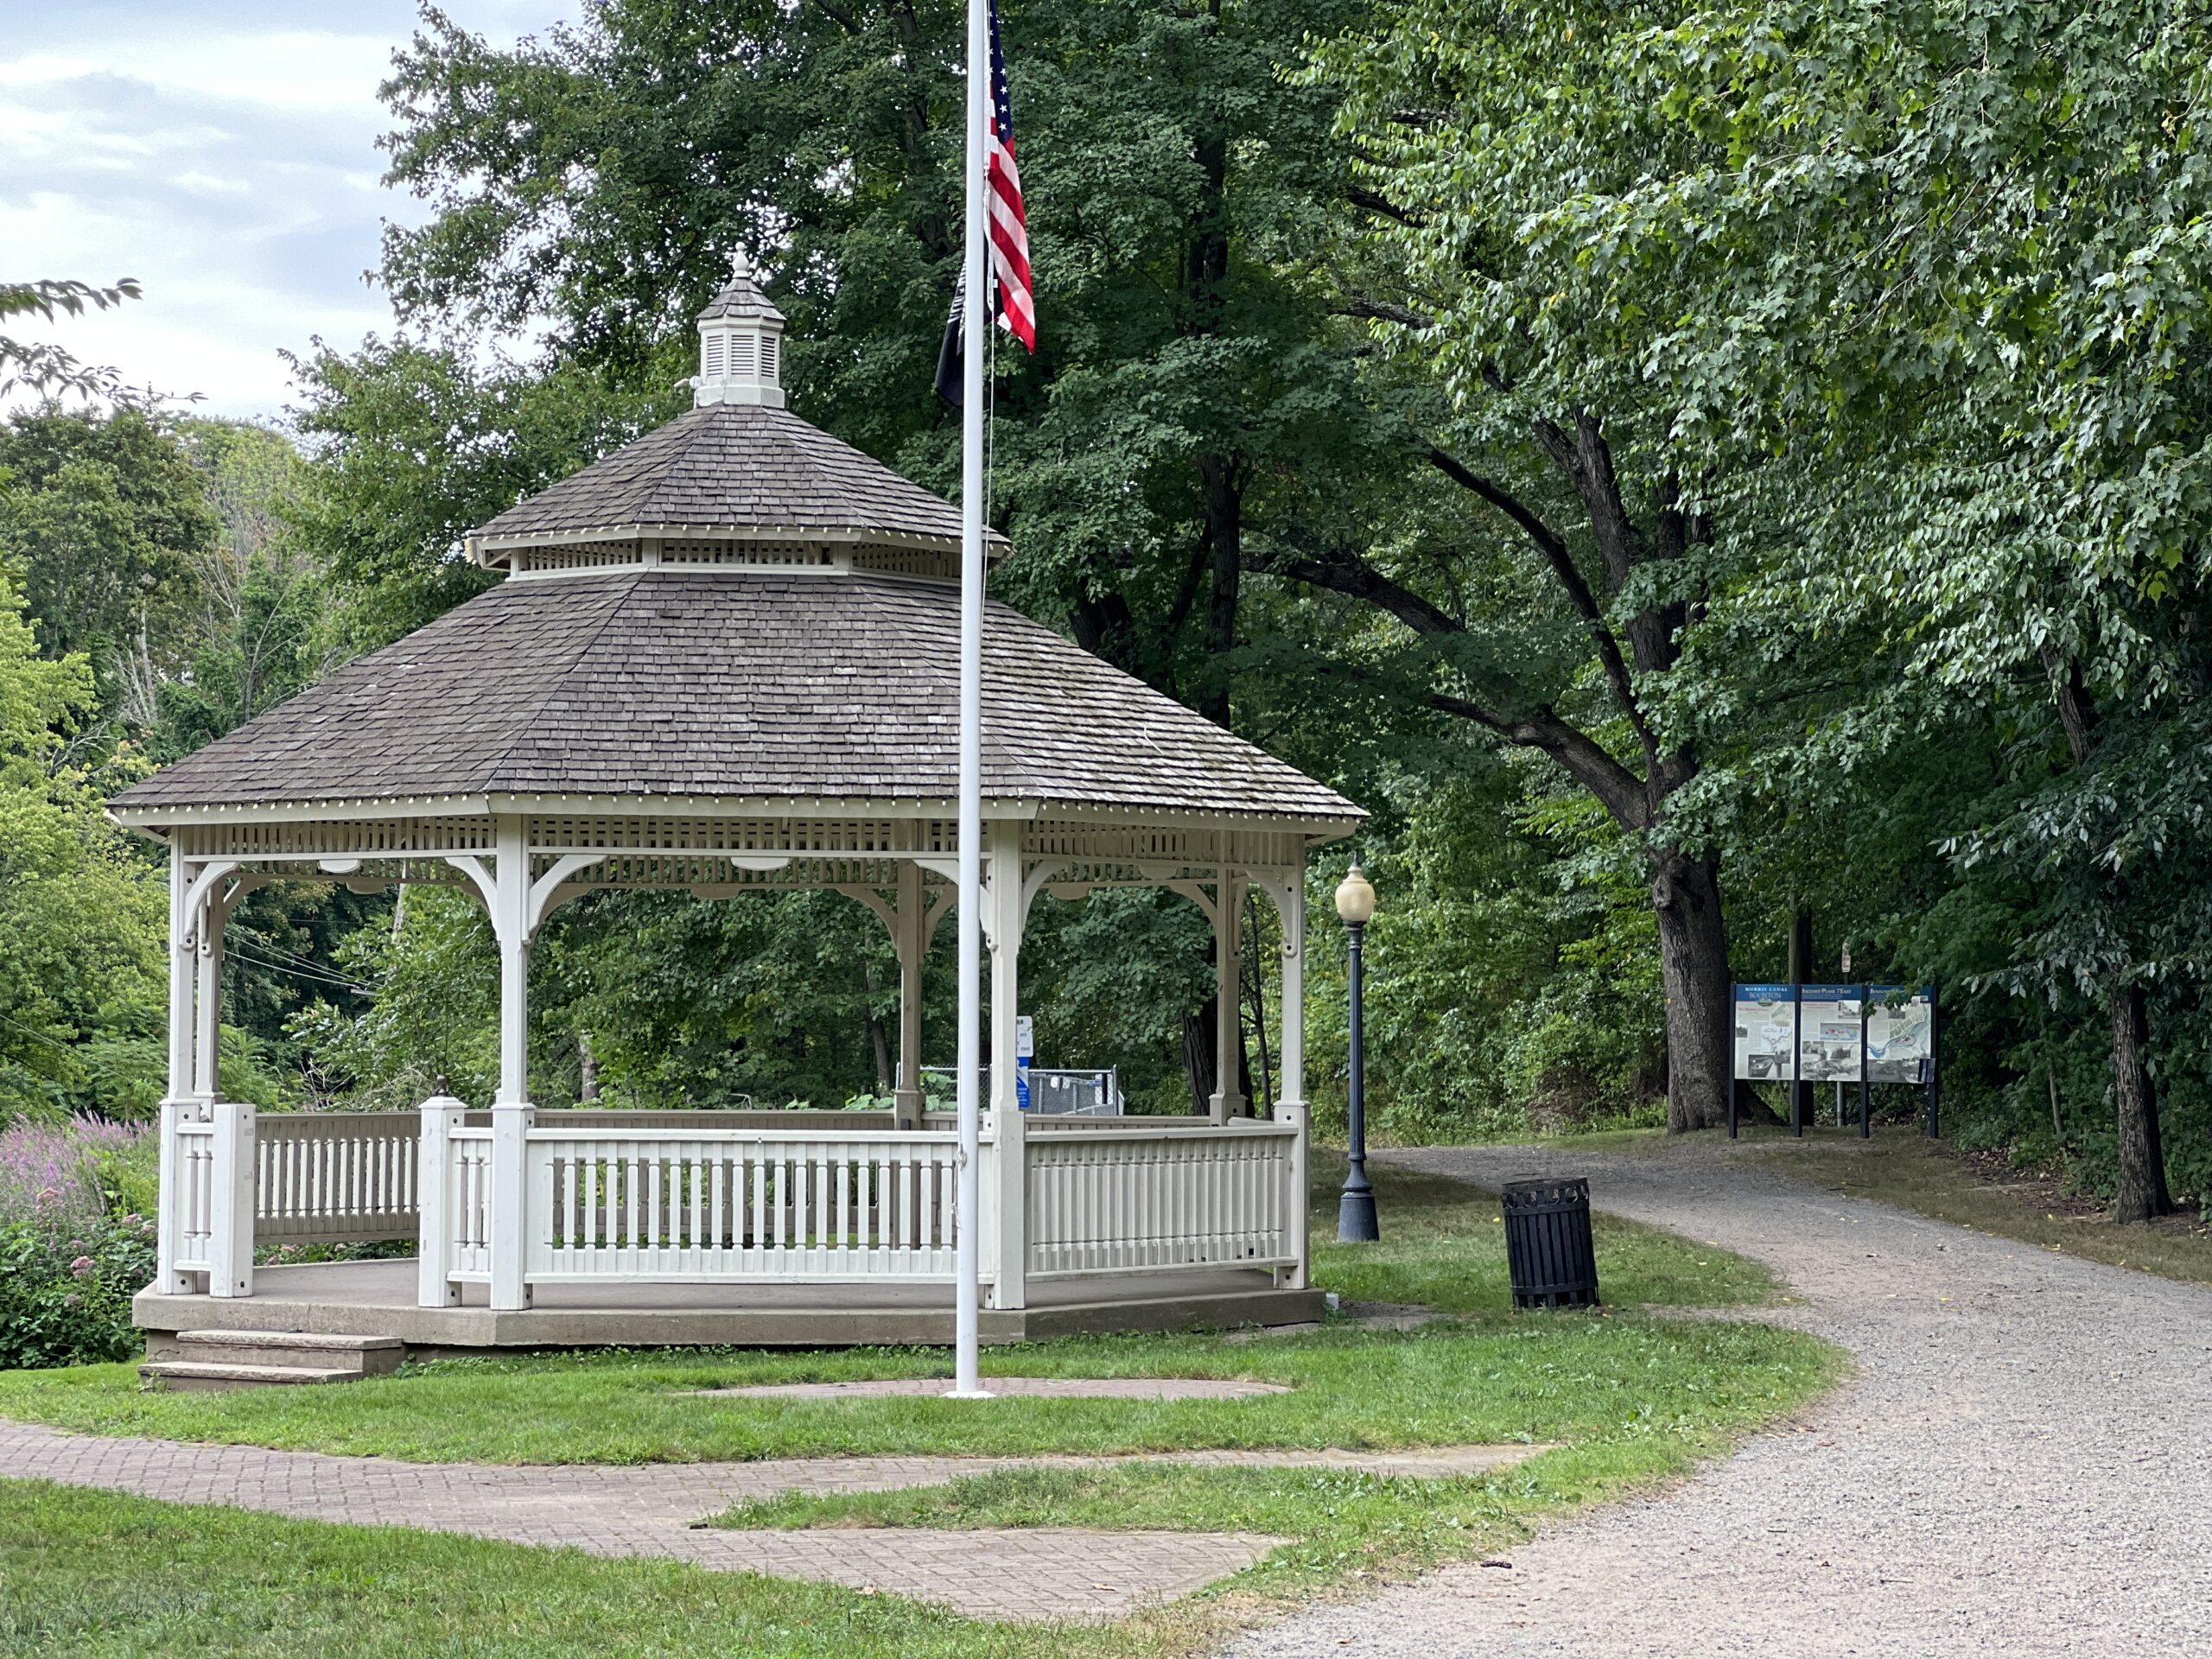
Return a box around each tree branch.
[1347,184,1424,226]
[1428,693,1653,830]
[1339,298,1433,329]
[1424,442,1662,789]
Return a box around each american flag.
[936,0,1032,405]
[983,0,1033,352]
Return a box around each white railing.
[523,1128,967,1284]
[254,1112,419,1244]
[1025,1119,1300,1278]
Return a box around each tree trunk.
[2109,979,2173,1222]
[1650,847,1732,1131]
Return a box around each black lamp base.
[1338,1186,1380,1243]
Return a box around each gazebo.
[118,261,1362,1363]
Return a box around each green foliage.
[0,1212,154,1370]
[0,566,165,1121]
[0,407,215,671]
[0,276,140,404]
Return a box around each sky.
[2,1,581,422]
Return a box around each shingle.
[111,570,1363,823]
[468,405,995,550]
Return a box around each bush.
[0,1212,156,1369]
[0,1116,156,1370]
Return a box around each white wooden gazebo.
[117,261,1362,1356]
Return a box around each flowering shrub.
[0,1211,156,1368]
[0,1117,155,1370]
[0,1116,137,1235]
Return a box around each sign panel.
[1797,984,1864,1083]
[1733,984,1797,1082]
[1015,1014,1034,1109]
[1866,987,1934,1084]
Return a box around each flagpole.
[949,0,990,1401]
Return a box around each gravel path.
[1228,1140,2212,1659]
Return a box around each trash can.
[1501,1175,1600,1309]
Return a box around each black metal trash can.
[1501,1175,1601,1309]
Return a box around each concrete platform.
[137,1260,1327,1357]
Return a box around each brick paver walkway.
[0,1421,1545,1621]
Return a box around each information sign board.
[1866,987,1934,1084]
[1733,984,1797,1082]
[1797,984,1865,1083]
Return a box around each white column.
[488,815,534,1311]
[192,878,250,1101]
[156,849,194,1293]
[1276,871,1306,1111]
[416,1093,467,1307]
[894,860,926,1127]
[206,1100,256,1297]
[165,849,194,1101]
[1264,868,1309,1288]
[985,820,1027,1310]
[1210,872,1246,1122]
[193,909,223,1099]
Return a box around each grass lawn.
[1745,1127,2212,1287]
[0,1164,1840,1657]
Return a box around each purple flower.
[61,1293,80,1308]
[69,1255,95,1279]
[1,1117,146,1238]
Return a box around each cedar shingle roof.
[467,404,991,551]
[698,265,783,322]
[110,570,1362,824]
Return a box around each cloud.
[1,4,577,420]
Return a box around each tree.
[1557,0,2212,1213]
[0,279,140,404]
[0,408,216,678]
[0,567,166,1121]
[1298,1,1765,1128]
[357,0,1375,1109]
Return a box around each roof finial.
[729,247,752,282]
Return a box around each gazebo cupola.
[692,253,785,410]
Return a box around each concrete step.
[140,1359,363,1392]
[169,1329,405,1376]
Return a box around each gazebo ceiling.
[109,569,1363,827]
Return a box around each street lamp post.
[1335,863,1379,1243]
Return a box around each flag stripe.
[984,0,1035,351]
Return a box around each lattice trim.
[525,815,955,856]
[175,818,498,860]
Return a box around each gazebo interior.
[116,262,1361,1361]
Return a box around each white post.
[193,904,224,1100]
[206,1100,256,1297]
[950,0,990,1401]
[416,1094,466,1307]
[1211,871,1246,1122]
[165,848,194,1102]
[986,821,1027,1309]
[156,849,195,1293]
[1268,869,1309,1287]
[1277,870,1306,1112]
[895,859,927,1128]
[488,815,534,1312]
